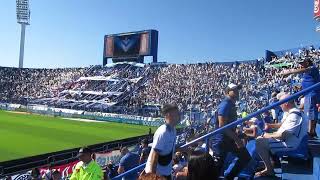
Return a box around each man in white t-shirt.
[255,93,307,177]
[145,104,180,180]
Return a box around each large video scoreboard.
[103,30,158,65]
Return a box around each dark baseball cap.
[77,147,92,157]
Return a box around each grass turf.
[0,110,156,162]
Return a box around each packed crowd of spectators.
[53,64,151,111]
[265,45,320,67]
[131,62,295,115]
[0,63,150,104]
[1,46,318,118]
[0,61,301,117]
[65,64,148,92]
[0,67,85,103]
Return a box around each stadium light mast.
[16,0,30,68]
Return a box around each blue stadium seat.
[272,135,309,160]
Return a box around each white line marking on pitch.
[62,118,106,123]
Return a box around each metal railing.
[112,82,320,180]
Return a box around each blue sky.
[0,0,319,68]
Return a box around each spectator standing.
[70,147,103,180]
[145,104,180,180]
[139,139,151,164]
[118,147,140,180]
[281,58,320,138]
[211,83,251,180]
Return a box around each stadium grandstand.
[1,1,320,180]
[1,43,320,180]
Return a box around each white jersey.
[277,108,307,148]
[145,124,176,176]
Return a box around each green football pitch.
[0,110,156,162]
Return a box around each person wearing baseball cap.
[70,147,103,180]
[281,58,320,138]
[211,83,251,179]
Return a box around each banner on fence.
[10,172,31,180]
[39,160,79,179]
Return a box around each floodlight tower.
[16,0,30,68]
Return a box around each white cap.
[228,83,238,89]
[226,83,242,92]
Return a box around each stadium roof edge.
[104,29,158,37]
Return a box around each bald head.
[278,93,295,111]
[278,93,288,100]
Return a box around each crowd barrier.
[0,103,164,127]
